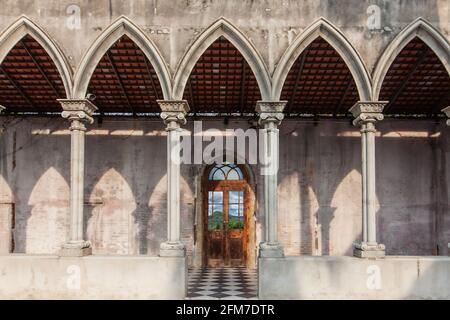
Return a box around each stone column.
[157,100,190,257]
[256,101,287,258]
[444,107,450,256]
[443,106,450,126]
[349,101,387,258]
[58,99,97,257]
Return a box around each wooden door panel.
[203,166,250,268]
[207,230,224,267]
[229,236,243,259]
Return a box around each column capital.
[256,101,287,126]
[349,101,388,127]
[354,242,386,258]
[58,99,98,129]
[442,106,450,126]
[157,100,190,127]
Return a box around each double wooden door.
[204,180,249,267]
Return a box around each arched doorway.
[203,163,253,267]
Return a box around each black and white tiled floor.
[187,267,258,300]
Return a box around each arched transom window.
[208,163,244,181]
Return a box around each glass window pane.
[212,169,226,180]
[208,207,223,230]
[213,204,223,213]
[221,165,232,175]
[211,191,223,204]
[237,167,244,179]
[227,169,240,180]
[229,202,244,229]
[229,191,240,204]
[229,204,239,217]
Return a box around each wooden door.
[204,164,249,267]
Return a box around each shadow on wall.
[0,118,448,257]
[0,175,14,253]
[86,168,138,255]
[147,172,195,257]
[25,167,69,253]
[279,122,361,257]
[377,122,450,256]
[278,120,449,257]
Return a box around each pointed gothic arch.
[172,18,272,101]
[272,18,372,102]
[72,16,171,100]
[0,16,73,98]
[372,18,450,101]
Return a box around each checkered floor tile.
[187,267,258,300]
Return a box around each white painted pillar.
[256,101,287,258]
[349,101,387,258]
[157,100,190,257]
[58,99,97,257]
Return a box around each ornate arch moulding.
[0,15,73,98]
[172,17,272,101]
[372,18,450,101]
[271,17,373,102]
[72,15,172,100]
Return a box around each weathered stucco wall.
[0,0,449,80]
[0,117,448,260]
[259,256,450,299]
[0,255,187,299]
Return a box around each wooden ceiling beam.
[384,49,429,113]
[20,40,61,99]
[0,65,35,108]
[105,51,134,115]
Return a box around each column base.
[159,242,185,257]
[259,242,284,258]
[59,241,92,257]
[353,242,385,259]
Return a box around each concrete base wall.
[259,256,450,299]
[0,255,186,299]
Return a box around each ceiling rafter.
[105,51,134,115]
[0,65,35,108]
[238,62,246,115]
[384,48,429,113]
[140,51,160,101]
[286,50,308,114]
[20,39,61,99]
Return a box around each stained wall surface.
[1,117,448,261]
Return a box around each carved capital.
[157,100,190,127]
[353,242,386,258]
[442,106,450,126]
[58,99,98,129]
[354,242,386,251]
[256,101,287,126]
[349,101,388,127]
